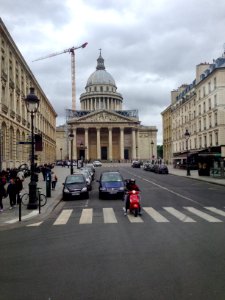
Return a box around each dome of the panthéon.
[86,52,116,88]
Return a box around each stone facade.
[162,53,225,169]
[0,18,57,169]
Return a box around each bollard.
[18,193,22,222]
[46,170,52,197]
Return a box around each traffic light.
[35,134,43,151]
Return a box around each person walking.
[51,172,58,190]
[0,179,7,212]
[7,178,17,209]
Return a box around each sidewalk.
[1,164,225,229]
[0,166,71,230]
[167,165,225,186]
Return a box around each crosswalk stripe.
[53,209,73,225]
[103,208,118,223]
[143,207,169,222]
[184,207,222,222]
[127,215,143,223]
[163,207,196,222]
[79,208,93,224]
[27,222,43,227]
[204,207,225,217]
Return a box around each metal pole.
[186,139,191,176]
[27,112,38,209]
[70,139,74,175]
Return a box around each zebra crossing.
[26,206,225,227]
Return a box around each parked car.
[79,168,93,191]
[62,174,89,200]
[131,160,141,168]
[143,162,154,171]
[98,171,125,199]
[84,164,95,179]
[93,160,102,167]
[153,164,169,174]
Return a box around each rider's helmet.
[130,179,135,185]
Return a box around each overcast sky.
[2,0,225,144]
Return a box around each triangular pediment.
[75,110,137,123]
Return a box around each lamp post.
[151,140,154,162]
[69,132,74,174]
[184,129,191,176]
[24,87,40,209]
[60,148,62,161]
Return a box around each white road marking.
[184,207,222,222]
[53,209,73,225]
[163,207,196,222]
[127,214,143,223]
[79,208,93,224]
[125,170,203,206]
[143,207,169,222]
[204,207,225,217]
[27,222,43,227]
[6,210,39,224]
[103,208,118,223]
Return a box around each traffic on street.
[1,164,225,300]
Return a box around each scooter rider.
[124,179,140,215]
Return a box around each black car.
[62,174,89,200]
[98,171,125,199]
[153,164,169,174]
[132,160,141,168]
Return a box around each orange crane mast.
[33,42,88,110]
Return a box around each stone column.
[132,128,136,159]
[85,128,89,161]
[120,128,124,160]
[108,127,112,161]
[73,129,77,160]
[136,130,139,160]
[97,128,101,160]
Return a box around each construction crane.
[33,42,88,110]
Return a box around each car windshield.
[66,175,85,184]
[101,173,122,182]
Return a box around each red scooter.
[127,190,141,217]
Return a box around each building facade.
[57,52,158,162]
[162,52,225,173]
[0,18,57,170]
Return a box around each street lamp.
[69,131,74,174]
[60,148,62,161]
[184,129,191,176]
[151,141,154,162]
[24,87,40,209]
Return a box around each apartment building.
[0,18,57,170]
[162,53,225,173]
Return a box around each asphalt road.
[1,166,225,300]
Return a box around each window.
[208,82,211,93]
[214,112,218,126]
[208,98,211,110]
[214,94,217,107]
[199,119,201,131]
[214,77,217,89]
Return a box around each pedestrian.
[15,176,23,205]
[7,178,17,209]
[0,179,7,212]
[51,172,58,190]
